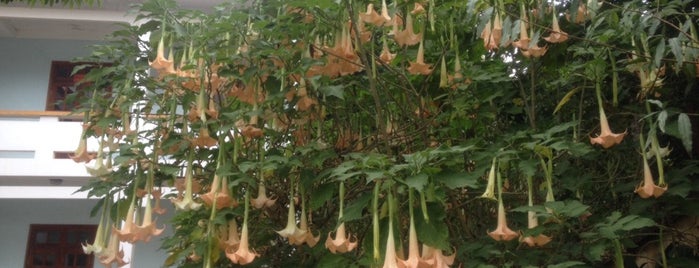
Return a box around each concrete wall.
[0,37,97,110]
[0,198,173,267]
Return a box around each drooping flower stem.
[613,238,624,268]
[608,49,619,107]
[539,156,555,204]
[338,181,345,220]
[658,226,668,268]
[372,180,381,263]
[595,81,607,127]
[419,191,429,222]
[645,101,666,186]
[204,192,218,268]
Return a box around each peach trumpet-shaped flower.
[170,156,203,211]
[191,127,217,148]
[395,12,422,47]
[98,232,128,267]
[132,194,165,243]
[294,79,317,112]
[513,10,530,50]
[567,2,589,24]
[149,38,175,76]
[544,13,568,43]
[276,197,307,240]
[113,201,137,243]
[399,215,434,268]
[382,222,400,268]
[421,245,456,268]
[288,207,320,247]
[325,222,358,254]
[407,39,433,75]
[251,182,276,209]
[151,189,167,215]
[520,210,552,247]
[589,104,626,149]
[379,39,396,64]
[225,221,258,265]
[635,153,668,198]
[219,219,241,251]
[359,4,389,26]
[488,201,519,241]
[70,136,94,163]
[411,3,425,15]
[480,12,503,51]
[521,44,548,58]
[201,174,236,209]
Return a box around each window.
[24,224,96,268]
[45,61,106,112]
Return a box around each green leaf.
[518,159,539,178]
[668,37,684,67]
[416,203,450,250]
[653,39,665,68]
[554,87,581,114]
[678,113,692,154]
[545,200,590,218]
[364,170,386,183]
[434,171,479,189]
[318,85,344,100]
[340,191,372,222]
[310,182,336,211]
[405,173,429,191]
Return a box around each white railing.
[0,110,93,181]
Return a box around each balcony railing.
[0,110,93,186]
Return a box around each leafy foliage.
[71,0,699,267]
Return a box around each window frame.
[45,61,109,112]
[24,224,97,268]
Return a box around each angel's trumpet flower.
[480,12,503,51]
[132,192,165,242]
[359,3,389,26]
[71,133,93,163]
[219,219,241,251]
[276,193,306,239]
[513,7,530,50]
[399,190,434,267]
[544,12,568,43]
[395,12,422,47]
[480,158,497,200]
[407,38,432,75]
[149,36,175,76]
[98,232,128,267]
[590,82,626,148]
[83,198,110,254]
[170,150,202,211]
[421,245,455,268]
[488,168,519,241]
[635,133,668,198]
[489,200,519,241]
[326,182,357,253]
[520,177,552,247]
[251,181,276,209]
[225,192,258,265]
[379,37,396,64]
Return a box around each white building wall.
[0,37,97,111]
[0,198,173,267]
